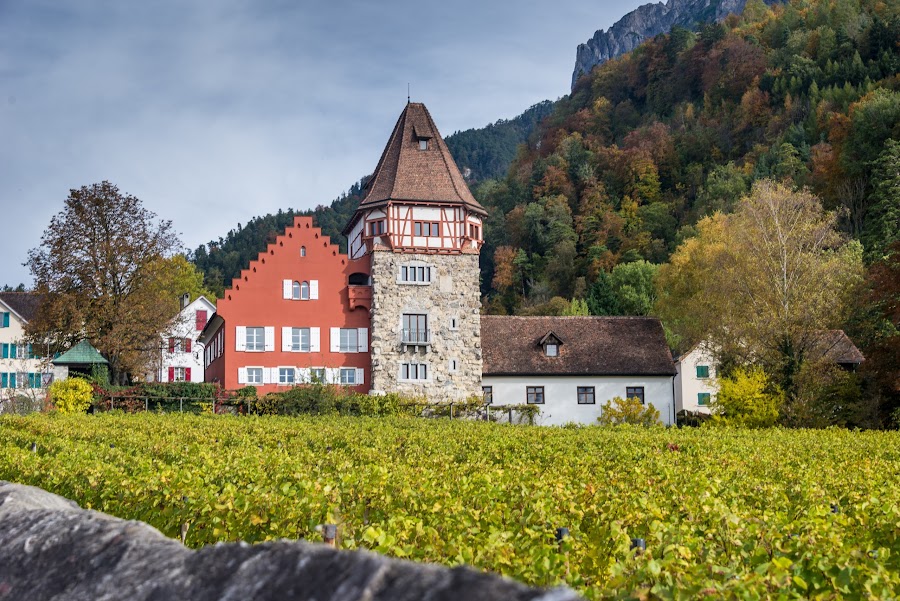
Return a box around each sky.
[0,0,646,287]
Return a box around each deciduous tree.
[26,181,182,384]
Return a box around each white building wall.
[154,296,216,383]
[482,375,675,426]
[674,345,718,415]
[0,301,52,402]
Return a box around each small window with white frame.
[339,328,359,352]
[339,367,357,385]
[310,367,326,384]
[246,367,263,385]
[300,246,307,257]
[278,367,295,385]
[292,327,310,352]
[246,327,265,352]
[400,362,428,381]
[172,367,187,382]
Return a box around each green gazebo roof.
[52,340,109,366]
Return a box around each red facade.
[203,217,371,395]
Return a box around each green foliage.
[596,396,661,426]
[711,367,783,428]
[5,413,900,597]
[861,139,900,262]
[48,378,93,414]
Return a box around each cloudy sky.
[0,0,645,287]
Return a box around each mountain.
[571,0,781,89]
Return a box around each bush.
[711,367,783,428]
[49,378,94,414]
[597,396,661,426]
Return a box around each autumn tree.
[656,180,864,395]
[26,181,182,384]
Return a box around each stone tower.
[343,103,486,401]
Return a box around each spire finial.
[407,83,410,104]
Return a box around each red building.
[199,217,371,394]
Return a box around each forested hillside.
[190,102,555,296]
[478,0,898,312]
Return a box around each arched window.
[300,246,307,257]
[291,281,301,300]
[300,281,310,300]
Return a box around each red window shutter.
[185,338,192,353]
[195,310,207,330]
[168,367,174,382]
[168,338,175,353]
[185,367,191,381]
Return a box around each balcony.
[401,329,431,346]
[348,285,372,311]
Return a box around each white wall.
[481,375,675,426]
[154,296,216,383]
[0,301,53,400]
[674,345,718,415]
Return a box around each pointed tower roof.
[357,103,486,215]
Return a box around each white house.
[0,292,55,407]
[674,343,718,416]
[152,295,216,383]
[480,316,677,426]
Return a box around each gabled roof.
[52,340,108,366]
[482,316,676,377]
[354,103,486,216]
[0,292,42,323]
[810,330,865,365]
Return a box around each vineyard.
[1,414,898,598]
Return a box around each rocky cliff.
[572,0,775,89]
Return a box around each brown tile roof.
[810,330,865,365]
[482,316,676,376]
[357,103,486,214]
[0,292,42,322]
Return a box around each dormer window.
[418,139,428,150]
[539,331,563,357]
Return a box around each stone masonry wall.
[369,251,482,401]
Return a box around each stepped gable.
[482,316,676,376]
[358,102,486,214]
[224,216,344,298]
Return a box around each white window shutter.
[283,280,292,300]
[297,367,309,383]
[358,328,368,352]
[264,327,275,351]
[235,326,246,351]
[282,327,292,352]
[238,367,247,384]
[356,368,365,385]
[310,328,321,352]
[326,367,339,384]
[310,280,319,300]
[330,327,341,352]
[262,368,271,384]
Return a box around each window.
[0,312,8,327]
[400,263,432,284]
[310,368,326,383]
[340,367,357,385]
[368,220,385,236]
[402,314,428,344]
[527,386,545,404]
[339,328,359,353]
[698,392,711,406]
[292,327,310,352]
[577,386,595,404]
[696,365,710,379]
[545,343,558,357]
[246,327,265,351]
[626,386,645,404]
[469,224,480,239]
[300,246,307,257]
[279,368,295,385]
[413,221,440,237]
[246,367,263,385]
[400,363,428,380]
[293,281,310,300]
[172,367,187,382]
[418,139,428,150]
[482,386,493,404]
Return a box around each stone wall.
[369,250,482,401]
[0,481,580,601]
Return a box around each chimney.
[181,293,190,309]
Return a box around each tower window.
[413,222,440,237]
[300,246,306,257]
[418,139,428,150]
